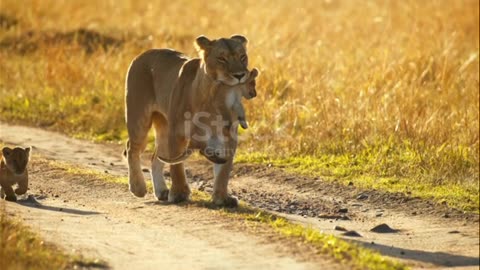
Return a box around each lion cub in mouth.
[0,146,31,202]
[218,68,259,129]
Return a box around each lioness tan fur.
[0,146,30,202]
[125,35,250,206]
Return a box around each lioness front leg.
[212,158,237,207]
[168,163,190,203]
[151,156,169,201]
[151,115,170,201]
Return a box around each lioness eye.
[240,55,247,62]
[217,57,227,63]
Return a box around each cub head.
[2,146,31,175]
[195,35,249,86]
[242,68,259,99]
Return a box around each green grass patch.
[235,138,479,213]
[243,212,405,270]
[0,203,107,270]
[42,158,406,270]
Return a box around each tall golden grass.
[0,0,478,198]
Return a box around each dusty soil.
[5,158,332,270]
[1,122,479,269]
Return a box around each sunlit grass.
[235,137,480,212]
[243,212,405,270]
[0,0,478,211]
[0,203,106,270]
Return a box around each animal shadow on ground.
[16,195,100,215]
[350,240,480,267]
[144,198,257,215]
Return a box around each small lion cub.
[219,68,259,129]
[0,146,31,202]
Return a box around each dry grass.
[0,1,478,208]
[0,203,106,270]
[0,207,68,270]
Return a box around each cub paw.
[213,195,238,208]
[168,188,191,203]
[5,195,17,202]
[129,182,147,198]
[15,188,27,195]
[155,189,169,201]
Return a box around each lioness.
[0,146,30,202]
[125,35,250,206]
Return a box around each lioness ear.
[25,146,31,156]
[2,147,12,157]
[195,35,212,52]
[230,35,248,48]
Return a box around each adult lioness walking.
[125,35,250,206]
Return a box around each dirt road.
[1,122,479,269]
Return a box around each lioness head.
[195,35,249,86]
[2,146,30,175]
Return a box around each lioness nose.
[233,73,245,80]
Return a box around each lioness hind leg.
[212,158,238,207]
[126,125,150,198]
[151,113,170,200]
[168,163,190,203]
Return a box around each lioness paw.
[213,195,238,208]
[155,189,169,201]
[168,189,191,203]
[15,188,27,195]
[5,195,17,202]
[129,182,147,198]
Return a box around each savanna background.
[0,0,478,212]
